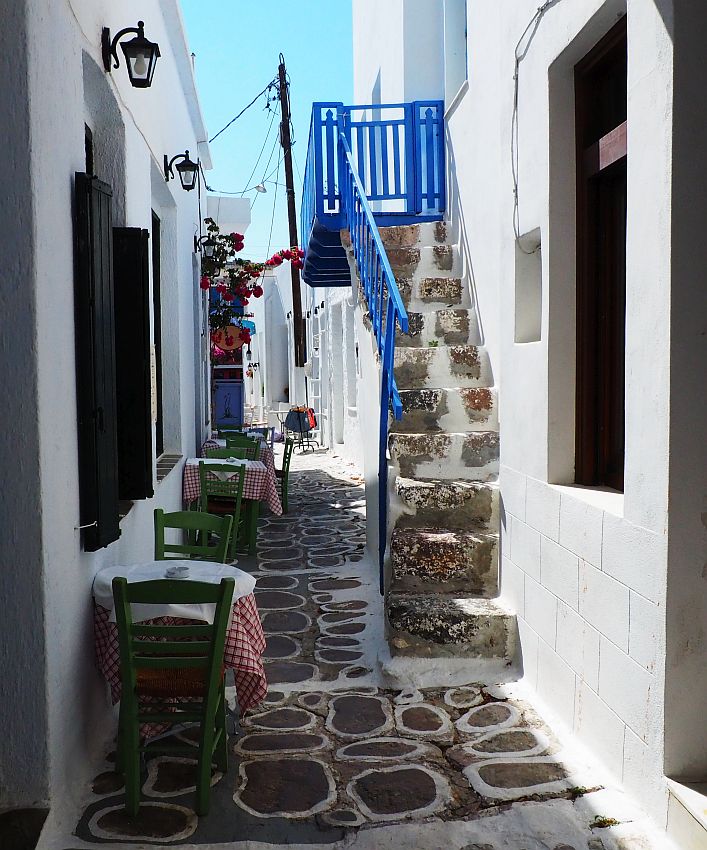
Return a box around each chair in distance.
[154,509,233,564]
[197,461,246,560]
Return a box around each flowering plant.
[200,218,305,349]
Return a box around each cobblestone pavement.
[60,451,672,850]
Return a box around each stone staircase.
[375,222,517,663]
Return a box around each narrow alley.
[51,450,666,850]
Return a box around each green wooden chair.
[224,435,261,460]
[198,461,246,560]
[154,509,232,564]
[275,438,295,513]
[204,446,249,460]
[112,576,235,817]
[217,424,244,436]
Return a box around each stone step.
[385,244,462,283]
[397,275,469,311]
[386,593,517,660]
[396,308,480,348]
[390,527,498,596]
[378,220,448,250]
[388,431,499,481]
[393,477,499,532]
[394,345,493,390]
[391,387,497,434]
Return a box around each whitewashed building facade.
[0,0,215,833]
[296,0,706,844]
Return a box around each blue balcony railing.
[299,99,445,591]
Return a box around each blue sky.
[181,0,353,260]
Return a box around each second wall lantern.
[164,150,199,191]
[102,21,160,88]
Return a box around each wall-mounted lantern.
[102,21,160,88]
[195,235,216,257]
[164,150,199,191]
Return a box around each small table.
[183,457,282,516]
[92,560,267,714]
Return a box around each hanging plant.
[200,217,304,350]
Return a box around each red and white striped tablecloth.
[183,457,282,515]
[93,592,267,713]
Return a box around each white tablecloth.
[92,560,257,623]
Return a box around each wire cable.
[239,107,277,197]
[209,78,278,143]
[511,0,562,252]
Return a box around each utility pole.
[278,54,306,368]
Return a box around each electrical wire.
[511,0,562,253]
[239,107,277,197]
[209,78,278,143]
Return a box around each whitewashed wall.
[350,0,707,833]
[0,0,210,816]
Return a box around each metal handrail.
[338,132,408,591]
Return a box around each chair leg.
[115,700,125,774]
[196,724,215,816]
[247,501,260,555]
[123,718,141,817]
[281,477,288,513]
[214,685,228,772]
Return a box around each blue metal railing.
[339,132,409,592]
[301,101,445,244]
[299,99,445,592]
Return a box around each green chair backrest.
[217,425,244,436]
[198,461,246,518]
[205,446,249,460]
[282,437,295,476]
[154,509,232,563]
[224,435,260,460]
[112,575,235,717]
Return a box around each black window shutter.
[74,172,121,550]
[113,227,154,500]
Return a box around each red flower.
[200,275,211,290]
[225,334,234,346]
[211,331,223,344]
[223,291,235,302]
[270,254,283,266]
[297,248,305,259]
[252,285,264,298]
[281,249,292,260]
[292,258,303,270]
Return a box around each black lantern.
[164,151,199,191]
[196,235,216,257]
[102,21,160,88]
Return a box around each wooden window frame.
[575,18,628,491]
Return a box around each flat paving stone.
[88,803,196,842]
[325,622,366,635]
[263,635,300,659]
[327,694,392,738]
[256,590,306,610]
[317,635,361,648]
[310,578,361,591]
[255,575,299,590]
[348,765,449,822]
[235,732,327,754]
[236,758,335,818]
[261,610,310,634]
[264,661,318,684]
[316,648,363,663]
[244,707,316,731]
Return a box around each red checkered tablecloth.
[202,438,277,480]
[183,457,282,515]
[93,592,267,713]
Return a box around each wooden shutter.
[113,227,154,500]
[74,173,121,550]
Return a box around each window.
[575,18,627,491]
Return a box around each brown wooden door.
[575,19,627,491]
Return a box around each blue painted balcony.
[300,101,445,287]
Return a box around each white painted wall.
[0,0,212,816]
[349,0,706,834]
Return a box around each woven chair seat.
[136,665,224,699]
[206,497,238,514]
